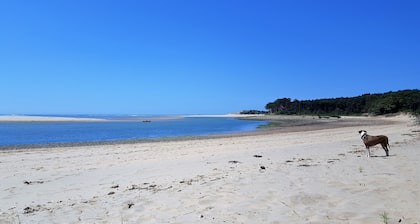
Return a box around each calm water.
[0,117,267,146]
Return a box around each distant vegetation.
[239,110,268,115]
[263,89,420,116]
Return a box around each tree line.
[264,89,420,115]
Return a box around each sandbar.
[0,115,107,122]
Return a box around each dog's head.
[358,130,367,137]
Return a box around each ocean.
[0,117,267,146]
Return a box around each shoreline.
[0,115,108,122]
[0,114,419,223]
[0,115,403,150]
[0,114,258,122]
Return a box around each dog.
[358,130,390,157]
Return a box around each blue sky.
[1,0,419,115]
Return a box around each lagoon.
[0,117,267,146]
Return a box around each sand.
[0,115,107,122]
[0,115,419,223]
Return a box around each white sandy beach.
[0,114,252,122]
[0,114,261,121]
[0,115,419,223]
[0,115,107,122]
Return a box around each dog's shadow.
[371,155,396,158]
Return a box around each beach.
[0,115,108,122]
[0,114,419,223]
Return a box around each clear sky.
[1,0,419,115]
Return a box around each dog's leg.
[381,143,389,156]
[366,147,371,158]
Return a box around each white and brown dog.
[358,130,390,157]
